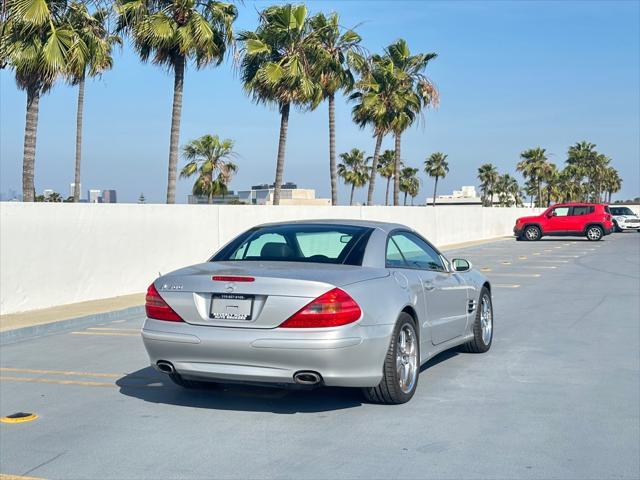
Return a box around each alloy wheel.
[480,294,493,345]
[396,324,418,394]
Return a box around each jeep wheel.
[586,225,604,241]
[523,225,541,241]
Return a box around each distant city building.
[237,182,330,206]
[43,189,54,199]
[101,189,117,203]
[69,183,82,199]
[138,193,146,204]
[88,189,102,203]
[187,191,240,204]
[426,186,483,206]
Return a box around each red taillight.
[212,276,255,282]
[145,283,183,322]
[279,288,361,328]
[606,214,611,221]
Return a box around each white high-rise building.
[88,189,102,203]
[69,183,82,199]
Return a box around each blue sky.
[1,0,639,204]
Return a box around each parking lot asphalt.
[1,233,639,480]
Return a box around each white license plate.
[210,294,254,320]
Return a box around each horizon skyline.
[1,0,639,204]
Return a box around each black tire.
[586,225,604,241]
[523,225,541,241]
[169,372,212,389]
[612,220,621,233]
[464,287,493,354]
[362,313,419,405]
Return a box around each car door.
[567,205,592,232]
[544,206,572,233]
[387,231,469,347]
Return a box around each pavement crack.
[22,451,67,476]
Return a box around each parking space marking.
[0,474,45,480]
[528,259,569,263]
[493,284,520,288]
[520,266,557,269]
[501,261,511,265]
[70,331,138,337]
[0,367,120,378]
[0,376,115,388]
[87,327,140,332]
[518,256,527,259]
[487,273,541,278]
[480,267,491,272]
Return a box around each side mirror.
[451,258,472,272]
[547,211,556,218]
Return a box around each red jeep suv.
[514,203,613,241]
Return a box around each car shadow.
[419,349,459,373]
[116,366,364,414]
[536,238,591,242]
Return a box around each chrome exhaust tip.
[156,361,175,374]
[293,371,322,385]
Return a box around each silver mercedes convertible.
[142,220,493,404]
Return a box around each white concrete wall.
[0,203,542,315]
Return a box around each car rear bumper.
[141,318,394,388]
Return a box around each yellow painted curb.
[0,413,38,424]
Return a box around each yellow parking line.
[520,266,556,269]
[70,331,138,337]
[501,261,511,265]
[111,319,127,323]
[533,252,542,255]
[493,284,520,288]
[488,273,541,277]
[528,259,569,263]
[87,327,140,332]
[0,474,45,480]
[480,267,491,272]
[0,376,115,388]
[0,367,120,378]
[518,256,527,259]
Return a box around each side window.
[571,206,592,216]
[387,232,445,271]
[553,207,570,217]
[386,238,406,268]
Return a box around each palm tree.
[350,55,393,206]
[239,4,321,205]
[477,163,498,207]
[337,148,370,205]
[309,12,360,206]
[424,152,449,207]
[376,150,396,206]
[66,2,119,202]
[517,147,548,207]
[179,134,237,204]
[496,174,520,207]
[602,167,622,203]
[399,167,419,206]
[117,0,237,204]
[2,0,75,201]
[384,40,438,206]
[540,162,559,206]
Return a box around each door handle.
[423,281,435,291]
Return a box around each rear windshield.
[212,224,373,265]
[610,207,634,215]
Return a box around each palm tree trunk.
[166,55,185,204]
[432,176,439,207]
[393,132,401,206]
[385,177,391,206]
[403,192,407,205]
[349,184,355,206]
[366,133,383,206]
[328,94,337,206]
[208,171,213,204]
[22,85,40,202]
[73,74,85,202]
[273,102,290,206]
[411,196,414,206]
